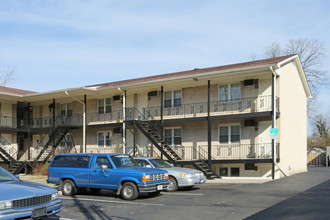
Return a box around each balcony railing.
[150,143,279,161]
[86,145,123,154]
[144,95,278,119]
[87,110,123,124]
[0,116,17,129]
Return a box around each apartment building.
[0,54,311,179]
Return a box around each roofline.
[277,55,312,98]
[98,63,279,91]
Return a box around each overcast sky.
[0,0,329,115]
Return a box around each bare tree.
[265,38,327,93]
[264,38,328,117]
[264,42,282,58]
[0,65,15,86]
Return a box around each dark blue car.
[0,167,62,219]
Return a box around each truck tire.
[62,179,77,196]
[121,182,139,200]
[166,176,178,192]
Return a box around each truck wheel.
[62,180,77,196]
[166,176,178,192]
[121,182,139,200]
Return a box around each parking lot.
[36,167,330,220]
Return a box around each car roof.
[133,157,158,160]
[55,153,128,156]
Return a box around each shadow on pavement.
[245,179,330,220]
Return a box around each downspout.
[270,66,289,177]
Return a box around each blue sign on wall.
[270,128,279,139]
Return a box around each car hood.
[160,167,201,174]
[0,180,57,201]
[116,166,166,174]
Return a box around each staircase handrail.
[33,114,70,150]
[0,135,17,162]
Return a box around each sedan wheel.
[166,176,178,192]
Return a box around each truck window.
[95,157,112,169]
[110,155,138,168]
[51,156,90,168]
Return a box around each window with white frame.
[60,103,72,116]
[219,83,241,102]
[219,124,240,144]
[98,98,112,114]
[164,128,182,146]
[60,134,73,148]
[97,131,112,147]
[164,90,182,108]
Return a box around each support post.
[52,99,55,128]
[27,102,31,160]
[272,73,276,179]
[207,80,212,169]
[161,86,164,159]
[83,95,86,153]
[123,90,126,154]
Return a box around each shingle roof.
[87,54,295,88]
[0,86,36,95]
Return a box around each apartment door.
[258,79,272,111]
[259,122,272,158]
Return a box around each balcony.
[87,110,123,125]
[150,143,279,161]
[144,95,278,120]
[0,116,17,129]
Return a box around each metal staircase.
[0,135,25,175]
[129,108,219,179]
[5,115,72,174]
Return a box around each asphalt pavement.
[20,167,330,220]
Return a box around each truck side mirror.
[146,165,152,168]
[101,165,108,170]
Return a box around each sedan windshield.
[0,167,17,182]
[110,155,138,168]
[149,159,173,168]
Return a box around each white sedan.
[134,157,206,192]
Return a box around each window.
[135,159,151,168]
[219,125,240,144]
[164,90,182,108]
[98,98,112,114]
[219,167,228,177]
[164,128,182,146]
[219,83,240,102]
[95,156,112,169]
[60,134,73,148]
[60,103,72,116]
[231,167,240,177]
[97,131,112,147]
[51,156,90,168]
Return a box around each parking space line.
[162,192,203,196]
[60,197,164,206]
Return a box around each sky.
[0,0,329,131]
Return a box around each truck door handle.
[93,170,97,172]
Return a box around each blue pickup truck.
[47,153,169,200]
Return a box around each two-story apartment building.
[0,54,311,179]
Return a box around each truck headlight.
[165,173,169,179]
[142,174,150,182]
[0,201,12,209]
[179,173,194,178]
[51,192,59,201]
